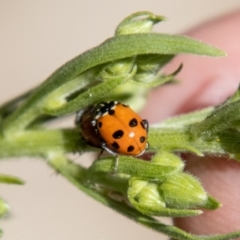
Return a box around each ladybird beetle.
[76,101,149,156]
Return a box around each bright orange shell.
[96,103,148,156]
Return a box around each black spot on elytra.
[129,118,138,127]
[111,141,120,150]
[108,109,115,115]
[127,145,135,152]
[98,121,102,128]
[112,130,124,139]
[140,136,145,143]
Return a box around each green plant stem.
[0,126,228,159]
[149,128,227,156]
[0,129,83,158]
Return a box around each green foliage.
[0,174,24,185]
[0,11,240,240]
[0,198,9,218]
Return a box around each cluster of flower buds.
[128,152,219,217]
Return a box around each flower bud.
[128,177,165,211]
[159,172,207,209]
[98,58,136,81]
[127,176,203,217]
[115,12,172,84]
[0,198,9,218]
[115,11,165,36]
[151,151,184,173]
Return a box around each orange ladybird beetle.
[75,101,149,156]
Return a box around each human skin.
[142,10,240,235]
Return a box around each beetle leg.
[101,142,118,156]
[100,142,119,171]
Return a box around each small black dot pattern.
[129,118,138,127]
[108,109,115,115]
[127,145,135,152]
[111,141,120,150]
[112,130,124,139]
[110,118,147,153]
[94,101,148,155]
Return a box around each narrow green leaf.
[3,33,225,133]
[43,68,136,115]
[88,156,179,179]
[218,129,240,155]
[191,100,240,138]
[0,174,24,185]
[139,218,240,240]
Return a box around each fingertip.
[173,156,240,235]
[142,10,240,123]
